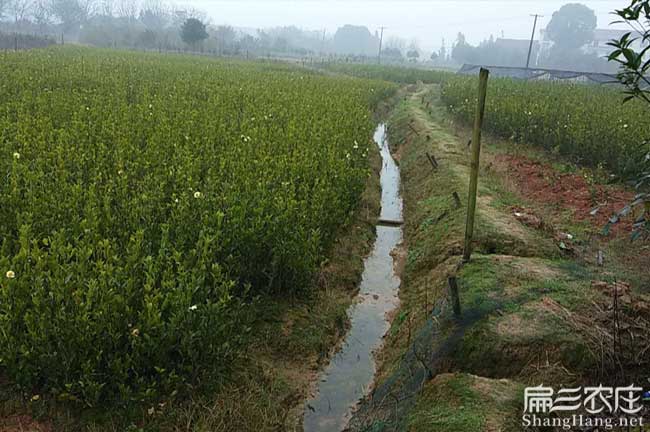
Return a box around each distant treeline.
[0,32,56,50]
[0,0,400,58]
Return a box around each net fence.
[458,64,619,84]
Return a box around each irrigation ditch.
[303,124,404,432]
[304,79,650,432]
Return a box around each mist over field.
[1,0,649,431]
[179,0,627,49]
[0,0,636,72]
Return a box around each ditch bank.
[347,84,650,432]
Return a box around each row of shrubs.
[441,76,649,179]
[0,47,396,406]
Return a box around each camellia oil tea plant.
[0,47,396,406]
[441,75,650,180]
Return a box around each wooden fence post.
[448,276,461,316]
[462,68,489,263]
[452,191,462,209]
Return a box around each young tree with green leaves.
[607,0,650,239]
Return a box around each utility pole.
[377,26,385,65]
[526,14,543,68]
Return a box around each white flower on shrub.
[131,328,140,337]
[194,191,202,199]
[13,152,20,159]
[5,270,15,279]
[189,305,198,311]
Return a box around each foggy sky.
[176,0,628,52]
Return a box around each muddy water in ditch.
[303,124,403,432]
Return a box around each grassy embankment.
[321,63,453,84]
[351,83,650,431]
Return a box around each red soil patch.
[493,154,635,237]
[0,415,52,432]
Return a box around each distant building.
[585,29,633,57]
[484,38,539,67]
[493,38,537,52]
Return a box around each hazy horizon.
[176,0,628,52]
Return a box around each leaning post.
[462,68,489,263]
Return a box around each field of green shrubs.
[0,47,395,406]
[442,75,650,178]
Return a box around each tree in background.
[97,0,111,16]
[544,3,597,68]
[137,28,156,48]
[332,24,378,56]
[381,47,403,62]
[265,26,322,55]
[272,36,288,52]
[50,0,87,33]
[139,0,168,30]
[607,0,650,238]
[8,0,34,24]
[32,0,52,31]
[115,0,137,21]
[406,40,419,62]
[213,24,235,54]
[180,17,207,50]
[451,32,476,64]
[384,35,405,53]
[430,51,438,61]
[546,3,597,50]
[439,38,447,62]
[0,0,8,20]
[540,3,616,71]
